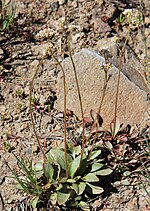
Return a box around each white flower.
[42,43,53,58]
[111,36,119,42]
[56,17,66,30]
[35,28,54,40]
[68,24,79,31]
[123,9,133,16]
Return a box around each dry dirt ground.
[0,0,150,210]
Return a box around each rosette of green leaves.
[36,142,113,210]
[11,142,112,210]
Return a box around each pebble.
[32,144,39,153]
[0,48,4,60]
[58,0,66,5]
[94,18,111,33]
[144,17,150,24]
[29,59,40,71]
[51,1,59,11]
[5,177,16,185]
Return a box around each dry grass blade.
[29,59,47,160]
[48,47,69,178]
[68,40,85,162]
[113,24,130,137]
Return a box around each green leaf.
[34,162,43,171]
[74,145,82,156]
[78,201,90,211]
[86,182,104,194]
[89,150,101,160]
[121,179,130,186]
[74,195,82,202]
[123,171,131,177]
[3,20,7,29]
[42,181,51,190]
[77,157,87,176]
[16,183,25,190]
[30,196,39,209]
[83,173,99,182]
[67,142,74,155]
[74,175,81,181]
[59,177,67,183]
[91,163,104,172]
[72,182,86,195]
[96,168,113,176]
[93,158,104,163]
[68,143,82,159]
[53,162,61,180]
[43,160,54,180]
[56,183,63,191]
[47,148,72,170]
[57,186,70,205]
[69,155,81,178]
[50,192,57,205]
[67,178,76,183]
[34,161,44,178]
[58,142,65,149]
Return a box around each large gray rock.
[55,48,149,129]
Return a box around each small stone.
[0,48,4,60]
[26,148,32,155]
[32,144,39,153]
[5,177,16,185]
[145,17,150,24]
[55,112,64,119]
[51,1,59,11]
[58,0,66,5]
[95,0,103,5]
[31,44,44,56]
[145,28,150,38]
[39,94,46,105]
[0,105,6,112]
[41,115,52,129]
[20,124,26,132]
[0,36,6,42]
[72,33,81,43]
[12,52,18,59]
[94,18,111,33]
[71,0,78,8]
[29,59,40,72]
[24,86,30,95]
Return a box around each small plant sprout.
[16,88,24,98]
[16,103,25,112]
[1,0,14,30]
[118,13,124,24]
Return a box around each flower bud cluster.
[35,28,54,40]
[122,9,142,28]
[42,43,53,58]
